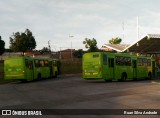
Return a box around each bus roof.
[83,52,154,59]
[5,56,32,60]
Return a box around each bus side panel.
[42,67,50,78]
[126,66,133,79]
[137,66,148,79]
[114,66,121,80]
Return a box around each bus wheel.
[121,73,127,81]
[38,73,41,80]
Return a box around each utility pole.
[69,35,74,61]
[48,40,51,52]
[136,16,140,47]
[137,16,139,40]
[122,21,125,40]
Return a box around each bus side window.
[138,58,142,66]
[28,61,33,69]
[126,57,131,66]
[116,56,123,66]
[116,56,119,65]
[147,59,151,66]
[143,59,147,66]
[44,60,49,67]
[124,57,127,65]
[34,60,40,67]
[103,54,107,65]
[53,60,57,66]
[25,59,33,69]
[120,57,124,66]
[40,60,44,67]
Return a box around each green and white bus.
[82,52,156,81]
[4,56,59,82]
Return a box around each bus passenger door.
[25,60,34,80]
[132,60,137,79]
[152,61,156,78]
[108,58,114,79]
[49,61,53,77]
[102,54,107,79]
[30,61,34,80]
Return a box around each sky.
[1,0,160,51]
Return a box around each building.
[101,44,130,52]
[58,49,76,60]
[122,34,160,53]
[101,34,160,65]
[123,34,160,65]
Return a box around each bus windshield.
[5,58,23,68]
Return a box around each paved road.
[0,75,160,118]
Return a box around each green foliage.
[4,49,12,52]
[40,47,50,54]
[0,36,5,55]
[73,49,83,58]
[9,29,36,53]
[109,37,122,44]
[83,38,98,52]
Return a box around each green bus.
[4,56,59,81]
[82,52,156,81]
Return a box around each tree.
[41,47,50,52]
[0,36,5,55]
[109,37,122,44]
[9,29,36,54]
[83,38,98,52]
[73,49,83,58]
[40,47,50,54]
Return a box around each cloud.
[1,0,160,50]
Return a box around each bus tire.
[121,73,127,81]
[38,73,41,80]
